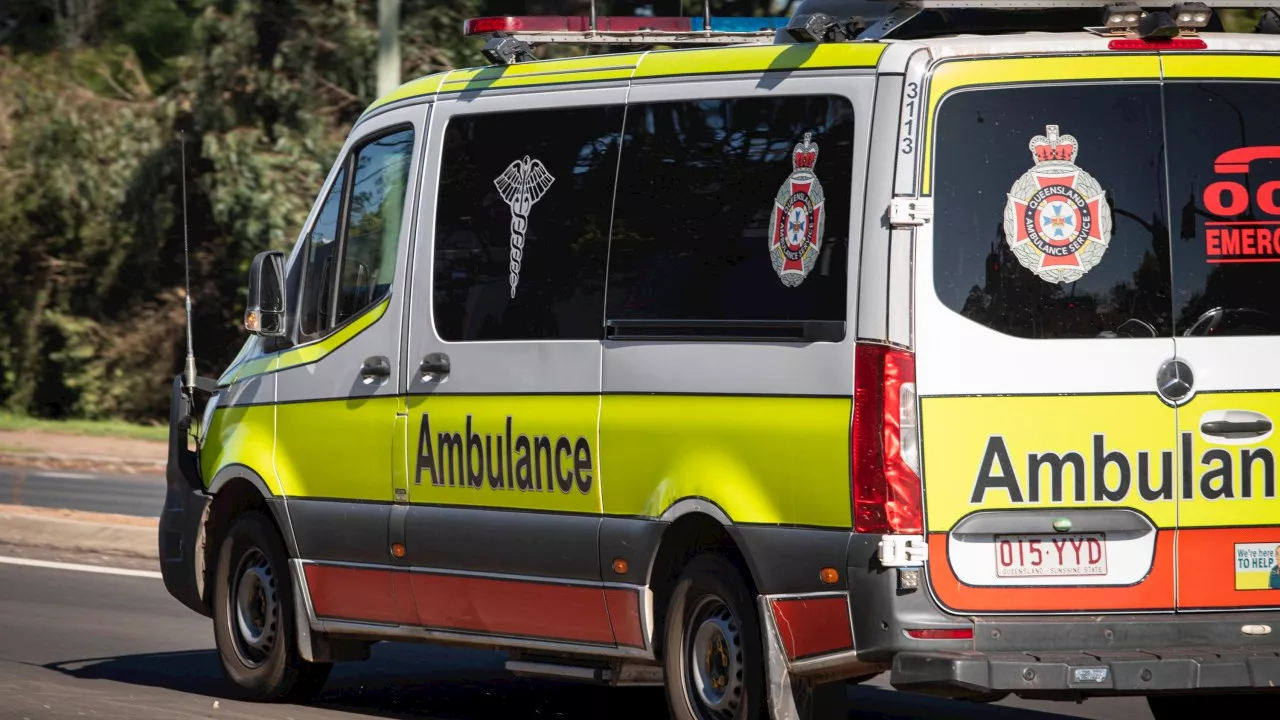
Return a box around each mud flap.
[758,597,848,720]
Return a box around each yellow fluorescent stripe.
[921,55,1161,193]
[276,397,399,502]
[634,42,883,78]
[363,71,449,115]
[221,299,390,385]
[920,395,1177,533]
[1162,53,1280,78]
[201,404,281,495]
[402,395,603,513]
[277,299,389,372]
[441,53,643,92]
[600,395,852,527]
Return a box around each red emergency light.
[463,15,788,36]
[1107,37,1207,50]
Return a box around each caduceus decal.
[493,156,555,298]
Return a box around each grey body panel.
[221,369,273,408]
[599,516,668,586]
[286,498,392,566]
[403,505,602,582]
[856,73,903,345]
[731,525,853,596]
[603,75,874,398]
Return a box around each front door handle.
[420,352,450,382]
[360,356,391,384]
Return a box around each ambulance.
[159,2,1280,718]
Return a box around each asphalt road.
[0,465,163,517]
[0,563,1160,720]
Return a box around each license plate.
[994,533,1108,578]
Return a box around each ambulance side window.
[606,95,853,329]
[432,106,622,341]
[336,128,414,325]
[299,167,348,339]
[931,84,1172,339]
[1166,81,1280,336]
[298,126,414,342]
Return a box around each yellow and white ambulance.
[160,2,1280,718]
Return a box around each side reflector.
[905,628,973,640]
[1108,37,1207,50]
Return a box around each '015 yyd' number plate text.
[994,533,1108,578]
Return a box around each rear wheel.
[663,553,765,720]
[213,511,331,702]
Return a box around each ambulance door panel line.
[604,75,872,398]
[1155,70,1182,611]
[398,103,434,398]
[400,86,615,623]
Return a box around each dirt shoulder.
[0,429,166,474]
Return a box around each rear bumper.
[892,641,1280,698]
[743,527,1280,697]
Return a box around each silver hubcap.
[230,548,278,668]
[686,596,744,718]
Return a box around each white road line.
[32,472,99,481]
[0,555,161,579]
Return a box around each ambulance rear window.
[606,95,853,330]
[931,83,1172,340]
[1166,81,1280,336]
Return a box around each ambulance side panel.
[599,71,875,602]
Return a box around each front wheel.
[663,553,765,720]
[212,511,332,702]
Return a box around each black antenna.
[180,131,196,393]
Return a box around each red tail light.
[852,344,922,534]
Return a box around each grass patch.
[0,443,36,453]
[0,412,167,442]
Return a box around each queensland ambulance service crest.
[769,132,826,287]
[1003,125,1112,284]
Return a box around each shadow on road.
[45,643,1085,720]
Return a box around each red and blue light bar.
[463,15,790,36]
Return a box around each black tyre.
[663,553,765,720]
[213,511,332,702]
[1148,693,1276,719]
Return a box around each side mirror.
[245,250,286,337]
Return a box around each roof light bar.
[462,15,789,37]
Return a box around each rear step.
[891,647,1280,699]
[505,659,664,686]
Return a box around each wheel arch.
[645,499,761,661]
[201,464,297,609]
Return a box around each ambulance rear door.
[1162,55,1280,610]
[914,56,1180,615]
